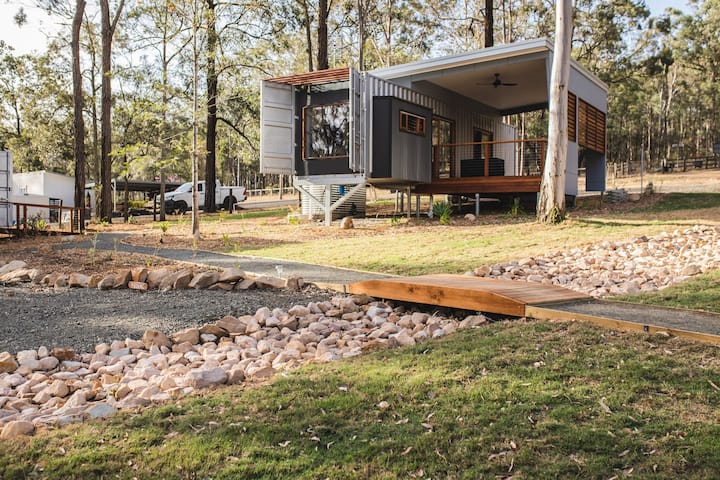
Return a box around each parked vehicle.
[160,180,246,214]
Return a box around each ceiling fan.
[477,73,518,88]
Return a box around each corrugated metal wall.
[364,74,517,176]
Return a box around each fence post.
[229,188,234,213]
[58,200,63,230]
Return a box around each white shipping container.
[0,151,13,228]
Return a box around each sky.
[0,0,691,57]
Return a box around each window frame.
[399,110,427,136]
[302,101,351,160]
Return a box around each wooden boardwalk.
[347,274,590,317]
[348,274,720,345]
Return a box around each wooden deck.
[348,274,720,345]
[412,176,541,195]
[347,274,590,317]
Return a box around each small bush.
[432,201,453,225]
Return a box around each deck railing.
[432,138,547,180]
[4,201,84,234]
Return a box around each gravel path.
[0,285,332,353]
[60,233,390,286]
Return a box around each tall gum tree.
[537,0,571,224]
[99,0,127,221]
[72,0,87,228]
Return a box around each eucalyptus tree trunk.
[537,0,571,224]
[72,0,86,229]
[485,0,493,47]
[317,0,329,70]
[191,0,201,239]
[204,0,218,213]
[99,0,126,221]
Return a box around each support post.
[58,200,64,229]
[324,185,332,227]
[416,195,420,218]
[406,188,411,219]
[475,193,480,216]
[428,195,434,218]
[229,188,234,213]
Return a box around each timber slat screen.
[578,99,606,154]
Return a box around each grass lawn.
[238,216,704,276]
[615,269,720,314]
[2,321,720,479]
[4,192,718,478]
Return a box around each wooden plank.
[526,305,720,345]
[413,176,541,195]
[348,275,589,317]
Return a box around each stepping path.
[60,232,390,288]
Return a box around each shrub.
[432,201,453,225]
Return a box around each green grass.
[632,193,720,213]
[242,217,697,276]
[615,269,720,313]
[3,321,720,479]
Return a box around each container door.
[349,68,365,174]
[0,151,11,227]
[260,80,294,175]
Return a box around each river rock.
[185,367,227,389]
[142,330,173,349]
[172,328,200,345]
[0,420,35,438]
[0,352,18,373]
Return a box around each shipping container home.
[260,38,608,225]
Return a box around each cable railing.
[432,138,547,180]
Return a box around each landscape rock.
[0,352,18,373]
[254,276,286,289]
[142,330,172,349]
[0,260,27,276]
[131,267,149,283]
[97,275,116,290]
[285,275,305,291]
[218,268,245,283]
[340,216,354,229]
[235,278,256,290]
[86,402,116,419]
[172,328,200,345]
[68,273,91,288]
[185,367,228,389]
[146,269,170,289]
[189,271,219,289]
[128,281,149,291]
[172,269,195,290]
[0,420,35,439]
[113,270,133,289]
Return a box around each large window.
[303,102,350,159]
[432,116,454,178]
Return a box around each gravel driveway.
[0,285,332,353]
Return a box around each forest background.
[0,0,717,198]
